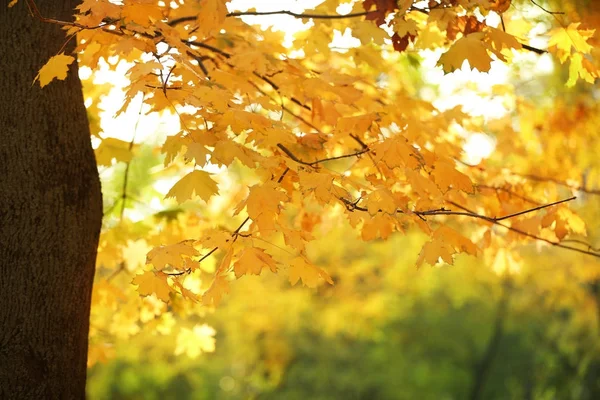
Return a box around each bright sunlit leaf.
[165,170,219,203]
[35,54,74,87]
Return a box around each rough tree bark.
[0,1,102,398]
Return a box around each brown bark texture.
[0,1,102,398]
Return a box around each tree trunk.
[0,1,102,398]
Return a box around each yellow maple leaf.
[335,113,378,136]
[549,23,595,63]
[566,52,599,87]
[196,0,227,37]
[372,136,420,170]
[211,140,257,168]
[112,37,154,56]
[353,20,388,45]
[557,208,587,236]
[434,225,478,255]
[202,247,233,306]
[131,271,172,302]
[405,169,443,201]
[416,24,446,50]
[437,32,493,73]
[172,281,201,303]
[362,214,396,241]
[146,241,199,270]
[197,229,233,250]
[94,137,133,166]
[233,248,278,278]
[416,239,455,267]
[218,110,272,134]
[162,133,186,167]
[485,27,522,61]
[393,15,419,37]
[121,2,163,27]
[202,274,230,306]
[280,226,314,252]
[431,159,474,193]
[236,181,288,232]
[35,54,74,88]
[297,171,336,205]
[288,257,333,288]
[365,187,398,215]
[184,142,210,167]
[165,170,219,203]
[416,226,478,267]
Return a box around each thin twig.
[245,80,324,133]
[560,239,600,252]
[530,0,565,15]
[253,72,311,111]
[477,185,542,205]
[106,262,125,282]
[120,95,145,221]
[27,0,549,57]
[277,168,290,183]
[226,9,372,19]
[339,196,575,224]
[494,196,575,222]
[338,194,595,258]
[521,43,547,54]
[277,144,369,167]
[168,10,373,27]
[184,40,231,58]
[448,201,600,259]
[521,173,600,195]
[164,219,247,277]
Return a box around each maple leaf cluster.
[28,0,600,321]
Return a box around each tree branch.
[245,80,324,133]
[337,194,598,259]
[226,10,372,19]
[448,201,600,259]
[168,10,374,28]
[521,173,600,195]
[184,40,231,58]
[277,144,370,167]
[339,196,575,223]
[477,185,543,206]
[163,218,248,277]
[493,196,575,222]
[530,0,565,15]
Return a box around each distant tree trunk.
[469,283,510,400]
[0,1,102,398]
